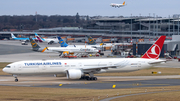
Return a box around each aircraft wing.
[148,60,166,64]
[82,65,117,70]
[81,60,129,70]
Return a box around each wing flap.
[82,65,117,70]
[148,60,166,64]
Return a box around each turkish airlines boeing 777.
[3,36,166,82]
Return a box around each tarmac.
[0,40,180,89]
[1,75,180,89]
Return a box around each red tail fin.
[141,36,166,59]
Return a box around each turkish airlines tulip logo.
[146,44,161,59]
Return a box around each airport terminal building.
[133,35,180,57]
[38,16,180,39]
[1,16,180,56]
[1,16,180,40]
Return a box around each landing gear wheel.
[85,76,89,80]
[87,77,91,81]
[15,79,18,82]
[93,77,97,81]
[14,76,18,82]
[86,77,97,81]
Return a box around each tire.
[85,76,89,79]
[87,78,91,80]
[15,79,18,82]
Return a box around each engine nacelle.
[63,51,70,55]
[66,69,83,79]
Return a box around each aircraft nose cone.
[2,68,9,73]
[2,68,6,72]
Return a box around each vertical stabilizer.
[123,1,125,5]
[86,35,96,45]
[36,36,44,42]
[35,33,45,41]
[57,36,68,47]
[11,33,16,39]
[30,38,41,50]
[141,36,166,59]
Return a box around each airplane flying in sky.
[3,36,166,82]
[35,33,59,44]
[110,1,126,8]
[29,38,99,56]
[11,33,36,41]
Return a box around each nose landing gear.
[13,75,18,82]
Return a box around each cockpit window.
[5,66,11,68]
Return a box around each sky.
[0,0,180,17]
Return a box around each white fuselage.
[110,3,124,7]
[44,38,59,44]
[3,58,162,75]
[43,47,99,53]
[69,43,131,48]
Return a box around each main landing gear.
[80,73,97,81]
[80,76,97,81]
[13,75,18,82]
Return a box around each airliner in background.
[3,36,166,82]
[58,36,131,52]
[58,36,105,52]
[29,38,99,56]
[86,35,132,46]
[11,33,36,41]
[35,33,59,44]
[110,1,126,8]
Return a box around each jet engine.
[66,69,83,79]
[63,51,70,55]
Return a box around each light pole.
[153,13,155,40]
[149,13,150,41]
[156,15,158,37]
[178,15,179,35]
[139,14,141,39]
[131,14,132,44]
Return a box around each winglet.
[141,36,166,59]
[57,36,68,47]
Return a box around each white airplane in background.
[35,33,59,44]
[58,36,104,51]
[110,1,126,8]
[29,38,99,56]
[3,36,166,82]
[86,35,132,46]
[58,36,131,52]
[11,33,37,41]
